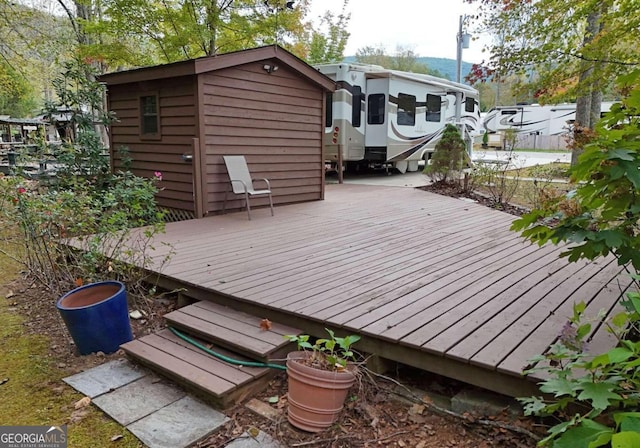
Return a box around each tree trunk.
[571,9,601,166]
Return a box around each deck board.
[116,183,629,397]
[259,217,507,310]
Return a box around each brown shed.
[100,45,335,219]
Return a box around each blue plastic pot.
[56,281,133,355]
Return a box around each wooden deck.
[135,183,631,397]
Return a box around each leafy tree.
[512,70,640,271]
[0,61,37,116]
[0,1,72,108]
[466,0,640,164]
[510,68,640,448]
[304,0,350,64]
[355,44,445,77]
[83,0,312,66]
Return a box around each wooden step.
[121,328,278,409]
[163,301,301,363]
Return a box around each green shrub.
[0,59,171,307]
[424,124,465,183]
[512,69,640,447]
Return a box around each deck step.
[164,301,301,363]
[120,328,278,409]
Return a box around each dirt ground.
[5,269,543,448]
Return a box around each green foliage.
[0,61,37,116]
[354,45,446,77]
[468,0,635,104]
[519,297,640,448]
[43,59,114,183]
[89,0,314,65]
[2,165,168,302]
[0,59,170,308]
[0,1,72,113]
[285,328,361,371]
[305,1,350,64]
[513,71,640,447]
[512,70,640,271]
[424,124,465,183]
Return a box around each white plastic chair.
[221,155,274,220]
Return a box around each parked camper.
[315,63,481,173]
[483,102,615,136]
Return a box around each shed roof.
[99,45,335,92]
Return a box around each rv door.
[364,78,389,160]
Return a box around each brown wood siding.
[108,77,197,212]
[200,63,323,214]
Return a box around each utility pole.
[455,15,472,157]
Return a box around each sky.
[308,0,490,64]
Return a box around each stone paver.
[92,375,186,425]
[64,359,231,448]
[63,358,147,398]
[225,429,284,448]
[127,395,228,448]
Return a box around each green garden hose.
[168,326,287,371]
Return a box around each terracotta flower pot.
[286,351,356,432]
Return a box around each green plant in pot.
[284,329,361,432]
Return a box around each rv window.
[465,97,475,113]
[426,94,441,122]
[368,94,385,125]
[140,94,160,137]
[501,110,517,115]
[325,93,333,128]
[352,86,362,128]
[397,93,416,126]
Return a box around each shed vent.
[161,207,195,223]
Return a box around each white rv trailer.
[483,102,615,135]
[315,63,481,173]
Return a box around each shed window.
[140,95,160,136]
[368,94,385,125]
[397,93,416,126]
[426,94,442,122]
[352,86,362,128]
[465,97,475,113]
[325,93,333,128]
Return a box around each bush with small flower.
[0,59,170,307]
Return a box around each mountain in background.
[344,56,473,82]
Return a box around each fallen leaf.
[416,442,426,448]
[74,396,91,409]
[129,310,143,319]
[6,291,15,299]
[75,278,83,287]
[259,318,272,331]
[111,434,123,442]
[267,396,279,404]
[247,427,260,438]
[409,403,425,415]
